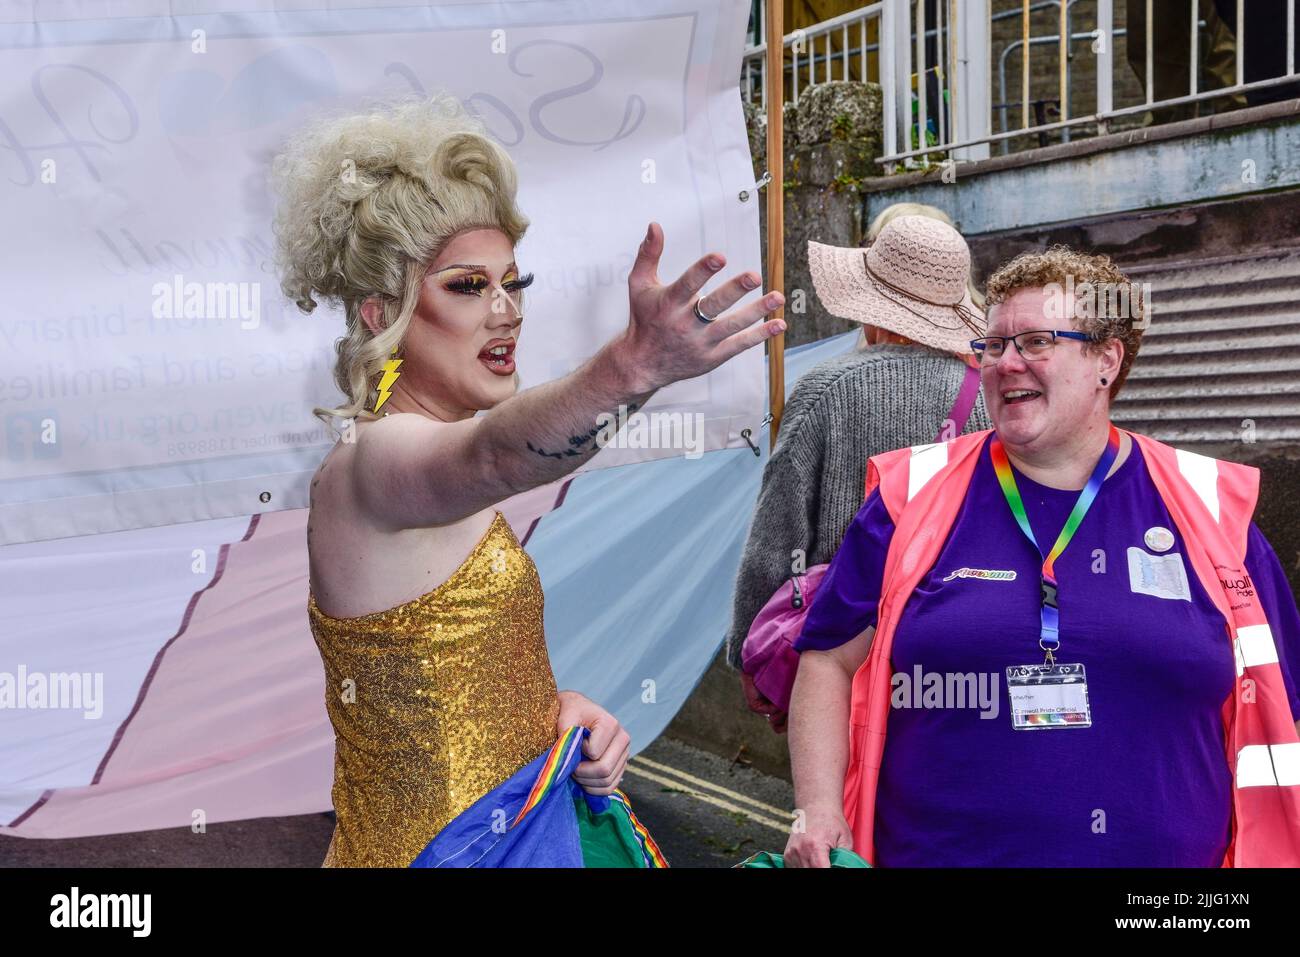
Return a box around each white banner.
[0,0,763,544]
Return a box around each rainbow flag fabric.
[736,848,871,868]
[410,726,667,868]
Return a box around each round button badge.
[1144,526,1175,552]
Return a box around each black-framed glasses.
[970,329,1093,363]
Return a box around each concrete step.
[1137,328,1300,354]
[1124,351,1300,375]
[1143,306,1300,336]
[1114,394,1299,420]
[1122,371,1300,399]
[1128,251,1300,325]
[1110,248,1300,447]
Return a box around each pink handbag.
[739,364,980,712]
[740,563,829,712]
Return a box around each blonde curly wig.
[270,92,529,424]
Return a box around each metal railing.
[880,0,1300,168]
[997,24,1132,150]
[742,1,1300,171]
[741,3,885,110]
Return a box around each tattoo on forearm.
[526,440,586,460]
[526,402,640,461]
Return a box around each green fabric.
[737,848,871,868]
[574,796,652,868]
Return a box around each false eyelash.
[444,272,535,296]
[445,277,488,295]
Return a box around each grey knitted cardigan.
[724,343,992,669]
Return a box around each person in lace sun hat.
[806,213,985,354]
[726,205,991,734]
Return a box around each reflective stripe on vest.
[1238,743,1300,787]
[1176,447,1221,522]
[907,442,949,502]
[1235,623,1280,676]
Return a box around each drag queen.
[270,94,785,866]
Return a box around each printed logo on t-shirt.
[1126,547,1191,601]
[942,567,1017,582]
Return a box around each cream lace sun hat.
[807,214,986,354]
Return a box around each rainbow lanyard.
[989,425,1121,664]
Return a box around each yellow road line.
[629,755,791,819]
[622,764,790,834]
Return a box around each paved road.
[623,736,794,867]
[0,737,793,868]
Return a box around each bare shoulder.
[348,412,483,528]
[307,419,498,615]
[352,412,478,475]
[355,410,463,450]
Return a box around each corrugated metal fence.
[1114,248,1300,445]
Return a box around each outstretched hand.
[616,222,785,394]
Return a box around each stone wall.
[745,81,883,348]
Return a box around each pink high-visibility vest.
[844,428,1300,866]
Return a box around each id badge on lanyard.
[1007,663,1092,729]
[991,426,1119,731]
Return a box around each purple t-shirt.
[797,438,1300,867]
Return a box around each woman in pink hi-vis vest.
[784,248,1300,868]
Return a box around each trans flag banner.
[0,0,762,544]
[1,0,847,843]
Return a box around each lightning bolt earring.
[374,348,403,413]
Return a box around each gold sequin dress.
[308,511,561,867]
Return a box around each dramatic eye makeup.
[441,270,535,297]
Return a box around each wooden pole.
[765,0,785,451]
[1022,0,1031,129]
[1059,0,1068,123]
